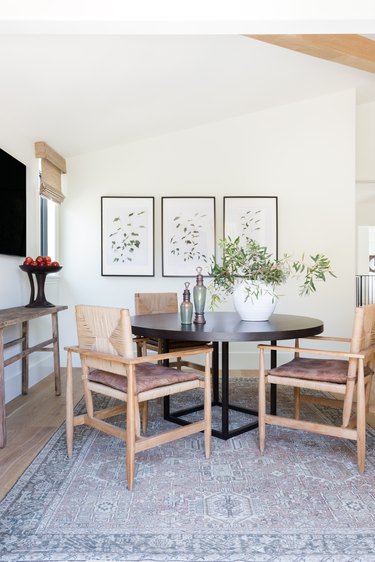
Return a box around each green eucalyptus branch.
[292,253,336,296]
[208,236,336,309]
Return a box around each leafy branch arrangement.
[169,212,208,263]
[208,235,336,309]
[109,210,145,263]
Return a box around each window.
[40,196,59,260]
[35,141,66,261]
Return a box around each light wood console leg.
[66,350,74,457]
[21,320,29,394]
[52,312,61,396]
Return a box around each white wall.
[356,183,375,226]
[59,89,356,369]
[357,101,375,183]
[0,125,61,402]
[356,102,375,279]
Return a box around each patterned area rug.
[2,378,375,562]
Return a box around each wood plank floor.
[1,368,375,501]
[0,368,254,500]
[0,368,83,500]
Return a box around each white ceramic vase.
[233,281,277,321]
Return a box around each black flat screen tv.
[0,148,26,257]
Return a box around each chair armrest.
[65,344,213,366]
[303,336,352,343]
[129,345,212,365]
[257,343,365,360]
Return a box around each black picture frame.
[162,196,216,277]
[223,196,278,258]
[101,196,155,276]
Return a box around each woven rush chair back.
[134,292,209,373]
[135,292,178,315]
[257,304,375,474]
[65,304,212,490]
[76,304,134,375]
[350,304,375,354]
[340,305,375,429]
[341,305,375,423]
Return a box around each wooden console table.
[0,305,68,448]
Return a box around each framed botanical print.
[101,196,154,276]
[224,196,278,257]
[162,196,216,277]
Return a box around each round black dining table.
[131,312,324,439]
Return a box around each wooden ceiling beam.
[246,34,375,74]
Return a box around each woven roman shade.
[35,141,66,204]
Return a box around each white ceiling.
[2,33,375,157]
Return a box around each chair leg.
[134,399,148,436]
[204,352,212,459]
[258,349,266,454]
[343,380,355,428]
[157,339,163,366]
[141,401,148,434]
[134,399,141,438]
[294,387,301,420]
[126,367,136,490]
[66,351,74,458]
[365,376,373,412]
[357,362,366,473]
[81,365,94,418]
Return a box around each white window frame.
[40,196,59,261]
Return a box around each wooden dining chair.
[65,304,212,490]
[258,304,375,472]
[134,292,210,372]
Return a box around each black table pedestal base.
[164,340,260,440]
[164,400,259,440]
